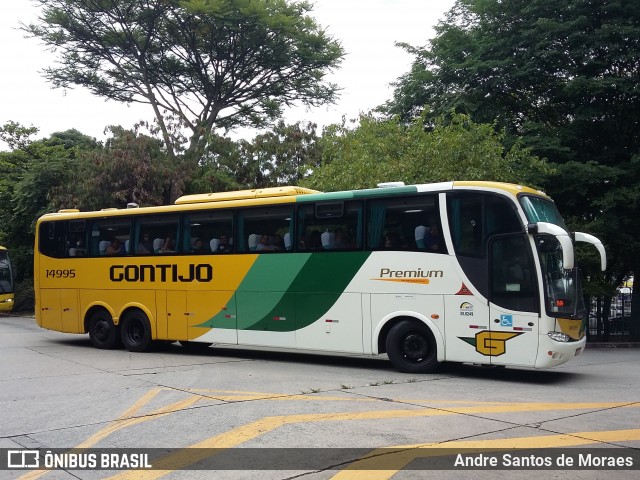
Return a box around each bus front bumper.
[535,333,586,369]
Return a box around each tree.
[191,120,320,191]
[25,0,344,200]
[0,123,99,280]
[383,0,640,339]
[304,113,551,192]
[53,126,174,209]
[239,120,321,187]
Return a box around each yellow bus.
[0,246,15,312]
[34,182,606,373]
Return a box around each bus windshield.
[520,195,569,233]
[536,236,585,318]
[0,250,13,294]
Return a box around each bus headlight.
[547,331,571,343]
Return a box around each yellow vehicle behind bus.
[0,246,15,312]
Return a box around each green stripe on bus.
[197,252,371,332]
[196,254,311,329]
[243,252,370,331]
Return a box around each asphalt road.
[1,314,639,480]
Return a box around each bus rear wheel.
[88,310,120,349]
[386,320,439,373]
[120,311,152,352]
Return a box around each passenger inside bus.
[138,234,154,254]
[106,239,123,255]
[424,223,441,251]
[216,235,232,253]
[384,231,401,249]
[256,234,277,251]
[191,238,210,254]
[69,237,86,257]
[160,236,176,253]
[306,231,322,251]
[333,228,347,249]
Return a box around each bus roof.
[40,181,548,221]
[174,186,320,205]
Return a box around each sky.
[0,0,455,149]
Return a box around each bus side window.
[238,206,293,253]
[298,201,362,251]
[66,220,87,257]
[448,193,522,258]
[132,214,179,255]
[39,221,67,258]
[89,218,132,256]
[367,195,444,253]
[184,210,233,255]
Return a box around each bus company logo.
[459,331,523,356]
[109,264,213,283]
[372,268,443,284]
[459,302,474,316]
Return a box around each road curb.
[586,342,640,349]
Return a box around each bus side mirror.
[527,222,575,270]
[573,232,607,271]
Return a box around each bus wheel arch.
[86,307,120,350]
[379,316,441,373]
[120,308,152,352]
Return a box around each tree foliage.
[384,0,640,338]
[192,120,320,191]
[0,123,99,279]
[53,126,174,209]
[25,0,344,199]
[304,113,551,192]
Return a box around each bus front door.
[488,235,540,367]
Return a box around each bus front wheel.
[120,311,152,352]
[88,310,120,349]
[386,320,439,373]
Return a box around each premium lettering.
[379,267,443,278]
[110,264,213,283]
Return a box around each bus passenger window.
[89,218,131,256]
[297,201,362,251]
[238,206,293,253]
[367,195,444,253]
[184,211,232,255]
[39,221,66,258]
[448,193,522,258]
[133,214,179,255]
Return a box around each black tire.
[88,310,120,349]
[386,320,439,373]
[120,310,152,352]
[179,340,213,352]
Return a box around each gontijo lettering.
[110,264,213,282]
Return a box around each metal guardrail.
[588,315,632,340]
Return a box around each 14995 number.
[45,269,76,278]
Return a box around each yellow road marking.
[17,389,204,480]
[106,401,639,480]
[18,386,639,480]
[331,429,640,479]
